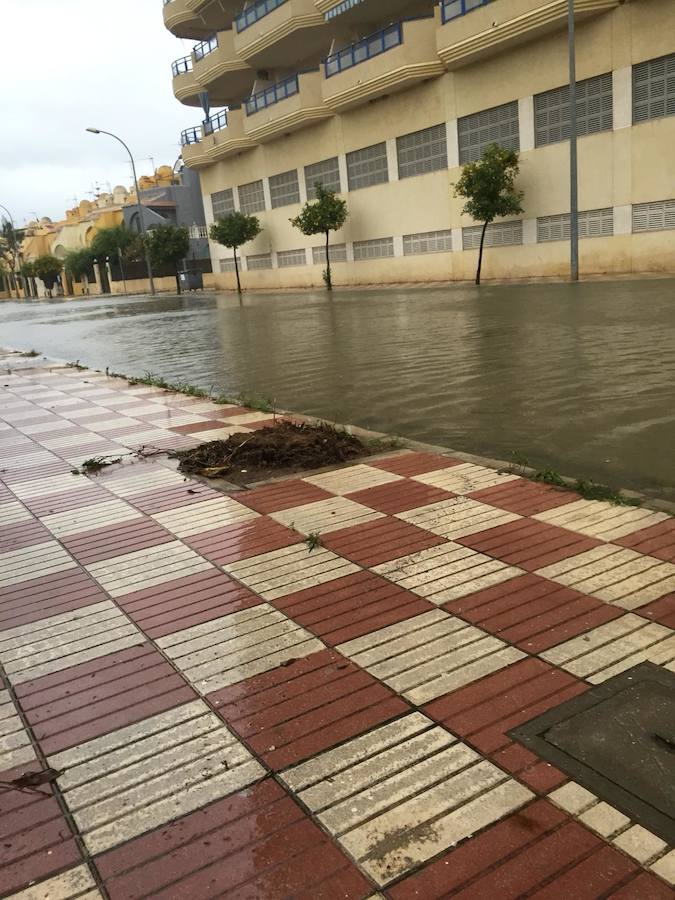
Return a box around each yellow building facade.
[168,0,674,289]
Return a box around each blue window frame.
[235,0,288,33]
[245,74,299,115]
[324,23,403,78]
[440,0,492,24]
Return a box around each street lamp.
[0,203,20,299]
[86,127,156,296]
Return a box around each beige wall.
[192,0,675,288]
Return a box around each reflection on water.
[1,280,673,501]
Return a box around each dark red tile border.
[369,452,463,477]
[185,517,300,566]
[617,519,675,563]
[470,480,578,516]
[210,648,409,769]
[638,593,675,629]
[60,518,175,565]
[348,478,454,515]
[0,570,107,630]
[237,479,333,515]
[0,519,52,552]
[323,516,446,567]
[128,482,219,515]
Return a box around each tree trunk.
[325,230,332,292]
[476,220,489,286]
[233,248,241,294]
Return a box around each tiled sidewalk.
[0,362,674,899]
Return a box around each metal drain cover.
[510,662,675,844]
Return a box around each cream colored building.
[164,0,675,288]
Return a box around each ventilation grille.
[397,124,448,179]
[633,53,675,124]
[211,189,235,219]
[353,237,395,260]
[312,243,347,264]
[462,220,523,249]
[458,101,520,164]
[277,249,307,268]
[347,143,389,191]
[535,73,613,147]
[305,157,341,199]
[270,170,300,209]
[246,253,273,270]
[238,180,265,215]
[537,208,614,242]
[632,199,675,232]
[403,229,453,255]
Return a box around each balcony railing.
[440,0,492,24]
[194,34,218,60]
[189,225,209,238]
[181,126,202,145]
[163,0,173,6]
[235,0,288,33]
[172,55,193,76]
[324,22,403,78]
[244,73,299,115]
[203,109,229,134]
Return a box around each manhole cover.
[510,662,675,844]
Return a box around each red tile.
[470,479,578,516]
[211,648,408,769]
[0,571,107,630]
[348,478,454,515]
[617,518,675,563]
[323,516,446,567]
[15,643,196,755]
[447,573,623,653]
[237,479,333,515]
[130,481,219,515]
[369,452,464,477]
[60,518,174,565]
[272,569,433,645]
[0,519,52,552]
[168,420,226,435]
[0,765,82,896]
[1,460,74,483]
[638,593,675,629]
[528,844,641,899]
[115,569,261,639]
[96,779,371,900]
[609,872,675,899]
[20,484,110,518]
[186,517,300,566]
[457,519,602,571]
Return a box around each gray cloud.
[0,0,200,225]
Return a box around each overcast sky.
[1,0,198,226]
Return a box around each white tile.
[40,498,143,538]
[152,496,258,538]
[613,825,668,864]
[5,864,101,900]
[534,499,669,541]
[0,540,77,588]
[85,541,213,597]
[271,496,384,536]
[548,781,597,815]
[0,689,36,771]
[100,466,187,498]
[10,472,88,499]
[304,464,404,496]
[397,497,520,540]
[413,462,519,495]
[651,849,675,885]
[0,501,32,526]
[579,801,631,837]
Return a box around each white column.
[203,191,214,226]
[262,178,272,211]
[346,242,355,262]
[270,250,278,268]
[446,119,459,169]
[386,138,399,182]
[233,187,241,212]
[613,67,632,131]
[393,235,404,257]
[337,154,349,193]
[305,247,313,266]
[522,218,538,244]
[451,227,463,251]
[298,170,308,205]
[518,96,535,152]
[614,204,632,235]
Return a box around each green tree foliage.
[144,224,190,294]
[453,143,524,285]
[64,248,95,282]
[210,212,262,294]
[33,255,63,295]
[89,225,134,261]
[290,184,348,291]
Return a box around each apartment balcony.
[163,0,240,39]
[243,69,333,142]
[172,55,201,106]
[181,108,257,168]
[322,17,444,113]
[436,0,620,70]
[191,29,256,106]
[233,0,328,68]
[316,0,434,26]
[180,124,212,168]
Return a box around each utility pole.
[568,0,579,281]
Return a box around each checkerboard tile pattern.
[1,362,673,897]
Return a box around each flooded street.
[1,280,673,502]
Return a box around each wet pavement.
[0,362,673,897]
[0,279,673,501]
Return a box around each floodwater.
[1,280,673,501]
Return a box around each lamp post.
[568,0,579,282]
[86,128,156,296]
[0,203,20,299]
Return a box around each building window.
[347,143,389,191]
[247,253,273,270]
[312,243,347,264]
[277,248,307,268]
[462,220,523,249]
[269,170,300,209]
[534,73,613,147]
[219,258,236,272]
[353,237,395,260]
[403,229,453,255]
[305,157,341,199]
[633,53,675,124]
[458,101,519,164]
[537,208,614,242]
[238,180,265,214]
[211,188,234,218]
[397,124,448,179]
[632,199,675,232]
